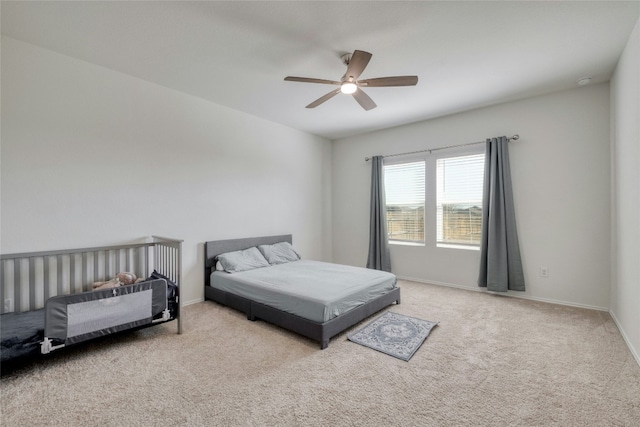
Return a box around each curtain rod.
[364,134,520,162]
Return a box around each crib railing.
[152,236,182,289]
[151,236,183,333]
[0,236,183,331]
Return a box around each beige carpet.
[1,280,639,426]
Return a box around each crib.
[0,236,182,362]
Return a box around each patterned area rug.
[348,312,438,361]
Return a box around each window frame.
[433,144,485,251]
[383,155,427,246]
[381,144,486,251]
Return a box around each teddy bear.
[92,272,141,291]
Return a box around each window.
[436,154,484,247]
[382,149,485,249]
[384,161,425,243]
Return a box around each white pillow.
[217,247,270,273]
[258,242,301,265]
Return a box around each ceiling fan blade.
[358,76,419,87]
[352,88,377,111]
[306,88,342,108]
[285,76,341,85]
[344,50,372,81]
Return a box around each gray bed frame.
[204,234,400,349]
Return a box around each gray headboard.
[204,234,293,287]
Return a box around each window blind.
[384,161,425,243]
[436,154,484,246]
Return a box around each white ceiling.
[2,1,639,140]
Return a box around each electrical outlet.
[539,267,549,278]
[4,299,12,312]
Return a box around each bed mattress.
[209,260,397,323]
[0,309,45,362]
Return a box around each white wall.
[610,18,640,363]
[332,84,611,310]
[0,36,332,305]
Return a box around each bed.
[204,234,400,349]
[1,236,182,363]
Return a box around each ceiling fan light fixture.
[284,50,417,110]
[340,82,357,94]
[577,77,592,86]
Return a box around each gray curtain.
[478,136,525,291]
[366,156,391,272]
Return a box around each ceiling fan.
[284,50,418,111]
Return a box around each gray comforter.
[210,260,397,323]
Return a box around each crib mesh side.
[45,279,167,345]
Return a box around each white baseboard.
[182,297,204,307]
[395,275,609,311]
[609,310,640,367]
